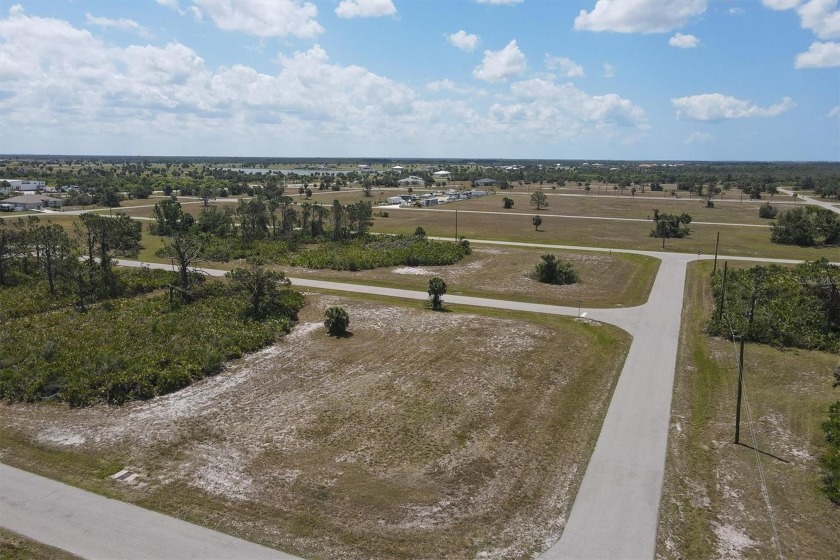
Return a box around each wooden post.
[713,231,720,275]
[735,289,758,444]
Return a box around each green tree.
[530,191,549,209]
[534,254,578,285]
[822,400,840,504]
[226,265,292,320]
[771,206,840,246]
[532,215,543,231]
[33,223,74,295]
[428,276,447,311]
[650,209,692,248]
[77,213,142,297]
[197,206,235,237]
[324,306,350,336]
[151,199,193,236]
[502,197,514,209]
[200,185,217,207]
[414,226,426,239]
[236,197,269,245]
[758,202,778,219]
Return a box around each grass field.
[0,528,80,560]
[0,294,630,560]
[656,261,840,559]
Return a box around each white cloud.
[194,0,323,38]
[574,0,707,33]
[475,0,523,4]
[156,0,184,12]
[795,41,840,67]
[684,131,713,144]
[488,78,649,138]
[602,63,616,77]
[544,54,584,77]
[84,13,153,38]
[426,79,486,96]
[448,30,479,52]
[472,40,527,82]
[797,0,840,39]
[188,6,203,21]
[728,7,745,14]
[672,93,796,120]
[335,0,396,19]
[669,32,699,47]
[828,105,840,117]
[762,0,800,9]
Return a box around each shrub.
[503,197,514,209]
[758,202,778,219]
[534,254,578,285]
[428,276,447,311]
[324,306,350,336]
[822,400,840,504]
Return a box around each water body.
[223,168,343,176]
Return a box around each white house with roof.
[5,179,46,192]
[1,194,63,211]
[432,170,451,183]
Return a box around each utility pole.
[718,261,728,323]
[455,208,458,241]
[713,231,720,275]
[735,287,758,444]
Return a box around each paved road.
[777,187,840,214]
[0,464,300,560]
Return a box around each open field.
[371,206,833,260]
[656,261,840,559]
[0,294,630,560]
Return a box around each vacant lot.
[657,262,840,559]
[1,294,630,560]
[371,205,829,260]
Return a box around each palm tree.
[324,306,350,336]
[428,276,447,310]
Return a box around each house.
[386,196,403,205]
[432,170,451,183]
[474,178,497,187]
[398,175,424,187]
[6,179,46,192]
[391,166,404,172]
[1,195,63,211]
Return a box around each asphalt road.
[0,464,300,560]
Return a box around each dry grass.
[656,261,840,559]
[0,528,80,560]
[371,205,830,260]
[0,294,630,560]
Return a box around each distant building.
[398,175,424,187]
[474,178,497,187]
[1,195,63,211]
[432,170,451,183]
[6,179,46,192]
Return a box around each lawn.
[0,294,631,560]
[0,528,80,560]
[656,261,840,559]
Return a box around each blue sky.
[0,0,838,160]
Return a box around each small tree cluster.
[650,208,691,247]
[770,206,839,246]
[758,202,778,219]
[502,197,514,209]
[534,254,578,285]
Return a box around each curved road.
[3,242,831,559]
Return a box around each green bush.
[758,202,778,219]
[324,306,350,336]
[822,401,840,504]
[288,235,468,271]
[0,282,304,406]
[534,254,578,285]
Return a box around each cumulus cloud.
[684,131,713,144]
[335,0,397,19]
[426,79,485,96]
[828,105,840,117]
[669,32,699,47]
[84,13,153,38]
[475,0,523,4]
[448,30,479,51]
[488,78,649,138]
[194,0,323,38]
[795,41,840,67]
[0,8,653,156]
[672,93,796,121]
[544,54,584,77]
[156,0,184,12]
[602,63,616,77]
[574,0,707,33]
[472,40,527,82]
[797,0,840,39]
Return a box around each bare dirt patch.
[2,294,630,560]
